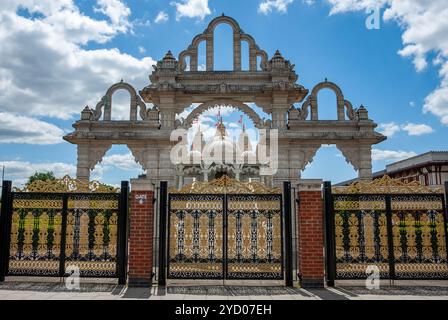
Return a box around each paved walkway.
[0,278,448,300]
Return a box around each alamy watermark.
[365,265,380,290]
[365,6,381,30]
[65,265,81,290]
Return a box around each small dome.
[188,150,202,164]
[239,150,257,164]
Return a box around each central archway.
[182,99,265,129]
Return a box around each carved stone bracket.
[89,143,112,170]
[128,145,148,171]
[336,145,360,171]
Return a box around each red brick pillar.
[297,180,325,288]
[128,179,154,287]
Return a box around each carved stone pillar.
[359,145,373,180]
[233,33,241,71]
[337,98,345,121]
[76,143,90,180]
[310,96,318,120]
[130,95,138,121]
[190,48,198,71]
[206,34,214,71]
[249,44,257,71]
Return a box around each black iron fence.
[324,180,448,283]
[0,179,129,284]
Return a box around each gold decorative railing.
[13,175,118,193]
[332,175,443,194]
[169,175,281,194]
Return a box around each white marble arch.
[181,99,266,129]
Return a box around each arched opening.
[184,56,191,71]
[315,88,339,120]
[91,145,144,186]
[213,23,233,70]
[241,40,249,71]
[110,89,131,121]
[301,145,357,183]
[198,40,206,71]
[257,56,262,71]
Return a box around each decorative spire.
[163,50,175,60]
[215,117,227,138]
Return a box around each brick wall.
[128,189,154,287]
[297,181,325,288]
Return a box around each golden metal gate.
[0,176,129,284]
[325,176,448,282]
[167,176,283,280]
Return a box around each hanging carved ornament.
[13,175,118,193]
[169,175,281,194]
[332,175,443,194]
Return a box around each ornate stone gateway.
[64,14,386,188]
[167,176,283,280]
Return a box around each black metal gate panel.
[330,192,448,280]
[8,193,64,276]
[226,194,283,279]
[0,179,129,282]
[167,193,283,280]
[168,194,224,279]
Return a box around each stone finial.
[81,106,93,121]
[268,50,293,71]
[164,50,175,60]
[157,50,178,70]
[357,105,369,120]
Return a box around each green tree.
[28,171,56,184]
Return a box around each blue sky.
[0,0,447,186]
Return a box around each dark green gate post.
[117,181,129,285]
[323,181,336,287]
[0,181,12,282]
[158,181,168,286]
[283,181,293,287]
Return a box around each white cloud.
[98,153,142,171]
[401,123,434,136]
[0,1,156,121]
[258,0,294,14]
[172,0,211,21]
[138,46,146,54]
[0,160,76,186]
[91,152,143,180]
[372,149,417,162]
[378,122,400,137]
[316,0,448,126]
[155,11,169,24]
[0,112,65,144]
[325,0,388,15]
[94,0,131,32]
[378,122,434,137]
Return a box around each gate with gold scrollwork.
[167,176,283,280]
[325,176,448,282]
[0,176,129,284]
